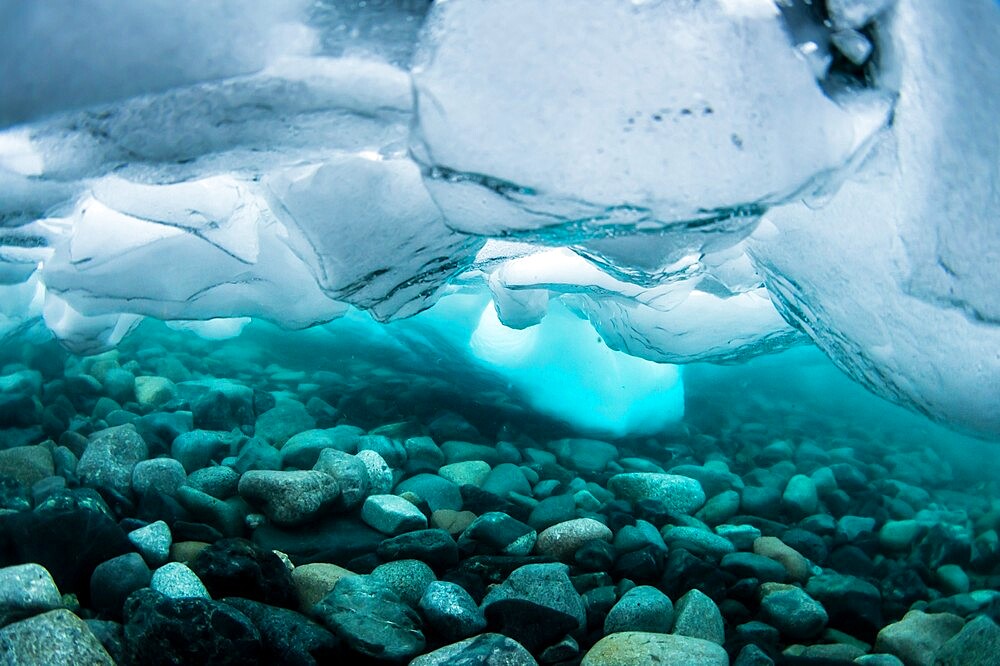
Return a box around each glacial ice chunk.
[411,0,867,236]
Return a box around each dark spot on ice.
[731,134,744,149]
[652,114,662,122]
[680,108,693,116]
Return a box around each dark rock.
[189,538,297,608]
[411,632,537,666]
[222,597,341,666]
[805,573,882,640]
[0,489,131,600]
[314,575,425,661]
[604,584,673,634]
[378,529,459,570]
[582,585,619,632]
[482,562,585,652]
[136,411,193,456]
[171,430,240,473]
[418,580,487,643]
[460,485,526,521]
[77,424,149,498]
[123,588,261,665]
[85,619,126,665]
[721,552,788,583]
[781,528,828,564]
[915,524,972,569]
[191,381,256,432]
[232,437,281,473]
[458,511,536,556]
[759,583,828,640]
[527,493,578,531]
[0,475,30,512]
[396,473,463,512]
[575,539,616,572]
[253,515,383,566]
[90,553,152,619]
[612,544,666,583]
[440,555,556,603]
[282,426,362,469]
[733,643,775,666]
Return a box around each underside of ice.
[0,0,997,437]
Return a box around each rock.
[314,575,425,661]
[135,410,193,454]
[721,552,788,583]
[536,517,613,560]
[438,460,491,487]
[608,473,706,514]
[696,489,741,526]
[402,436,444,474]
[528,494,578,531]
[0,475,30,512]
[874,610,964,666]
[102,368,136,403]
[361,494,428,535]
[133,376,177,410]
[312,448,371,510]
[753,536,813,582]
[935,564,970,595]
[128,520,171,566]
[734,643,775,666]
[291,562,356,612]
[0,609,114,665]
[231,437,282,473]
[89,554,151,619]
[131,458,186,497]
[806,573,883,638]
[255,400,316,447]
[482,562,586,652]
[672,589,724,645]
[0,445,54,487]
[418,580,486,642]
[482,463,532,497]
[191,380,255,431]
[550,438,619,474]
[220,597,340,666]
[377,529,460,570]
[440,440,502,466]
[662,526,735,558]
[411,633,538,665]
[175,485,247,537]
[759,582,828,639]
[0,563,62,627]
[123,588,261,665]
[238,469,339,527]
[431,508,477,536]
[189,538,297,608]
[716,524,763,551]
[253,515,383,567]
[604,585,674,634]
[282,426,362,469]
[370,559,436,608]
[85,619,125,665]
[3,489,132,597]
[782,474,819,517]
[856,655,906,666]
[880,519,926,552]
[836,515,877,544]
[150,562,210,599]
[171,430,239,473]
[77,424,149,498]
[355,449,393,494]
[396,473,463,511]
[581,631,729,666]
[458,511,537,556]
[184,466,236,497]
[933,614,1000,666]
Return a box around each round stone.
[536,518,613,560]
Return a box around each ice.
[0,0,997,438]
[411,0,866,237]
[749,0,1000,436]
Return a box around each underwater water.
[1,0,999,664]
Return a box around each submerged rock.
[607,474,706,514]
[0,609,115,665]
[0,563,62,627]
[411,633,538,666]
[581,631,729,666]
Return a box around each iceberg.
[0,0,997,437]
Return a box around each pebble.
[550,438,619,473]
[361,494,429,535]
[482,463,533,497]
[411,633,538,666]
[0,445,54,487]
[459,511,537,556]
[482,562,586,652]
[131,458,186,497]
[874,610,965,666]
[604,585,674,634]
[220,597,340,665]
[77,424,149,497]
[128,520,172,566]
[254,400,316,447]
[671,589,724,645]
[536,517,613,560]
[417,580,486,642]
[133,376,177,409]
[581,631,729,666]
[607,473,706,514]
[753,536,813,582]
[281,426,362,468]
[89,553,151,619]
[314,575,425,661]
[238,469,340,527]
[438,460,491,487]
[662,526,735,558]
[933,614,1000,666]
[150,562,210,599]
[171,430,238,473]
[395,473,463,512]
[355,449,393,494]
[370,559,436,608]
[0,609,115,665]
[782,473,819,517]
[759,582,828,639]
[186,466,240,499]
[879,519,925,551]
[312,448,371,510]
[721,552,788,583]
[0,563,62,626]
